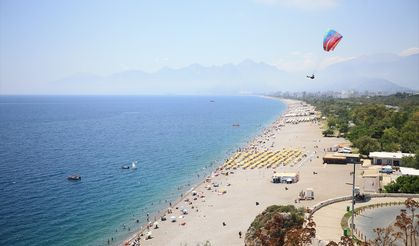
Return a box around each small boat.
[67,175,81,181]
[232,124,240,127]
[131,161,137,169]
[121,165,130,169]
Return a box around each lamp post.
[351,161,356,237]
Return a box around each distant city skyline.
[1,0,418,94]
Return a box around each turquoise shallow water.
[0,95,285,245]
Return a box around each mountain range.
[51,53,418,95]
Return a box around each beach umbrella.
[153,221,159,229]
[170,216,176,222]
[218,188,227,194]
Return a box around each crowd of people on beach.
[123,171,230,246]
[122,101,319,246]
[243,102,318,152]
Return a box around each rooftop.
[399,167,419,176]
[273,172,298,177]
[369,152,415,159]
[323,153,360,159]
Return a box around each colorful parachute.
[323,29,343,52]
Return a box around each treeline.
[303,93,419,157]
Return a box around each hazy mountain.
[52,53,417,95]
[320,53,419,91]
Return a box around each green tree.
[327,116,338,128]
[245,205,306,246]
[338,122,349,135]
[401,111,419,153]
[401,152,419,169]
[384,176,419,194]
[347,125,372,143]
[354,136,380,155]
[384,181,400,193]
[380,127,400,151]
[322,128,334,137]
[400,113,419,153]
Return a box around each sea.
[0,95,286,246]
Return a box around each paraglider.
[306,29,343,79]
[323,29,343,52]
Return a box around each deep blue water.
[0,96,285,246]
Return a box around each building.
[322,153,361,164]
[369,152,415,166]
[399,167,419,176]
[272,172,299,183]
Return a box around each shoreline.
[134,95,358,245]
[122,97,291,245]
[126,97,354,246]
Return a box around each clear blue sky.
[1,0,418,91]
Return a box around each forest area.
[303,93,419,169]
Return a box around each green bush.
[384,176,419,194]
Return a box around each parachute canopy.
[323,29,343,52]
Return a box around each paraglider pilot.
[306,74,315,79]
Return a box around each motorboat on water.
[121,161,138,170]
[67,175,81,181]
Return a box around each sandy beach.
[128,98,363,246]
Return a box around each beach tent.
[272,172,299,183]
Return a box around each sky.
[0,0,418,93]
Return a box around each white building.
[399,167,419,176]
[369,152,415,166]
